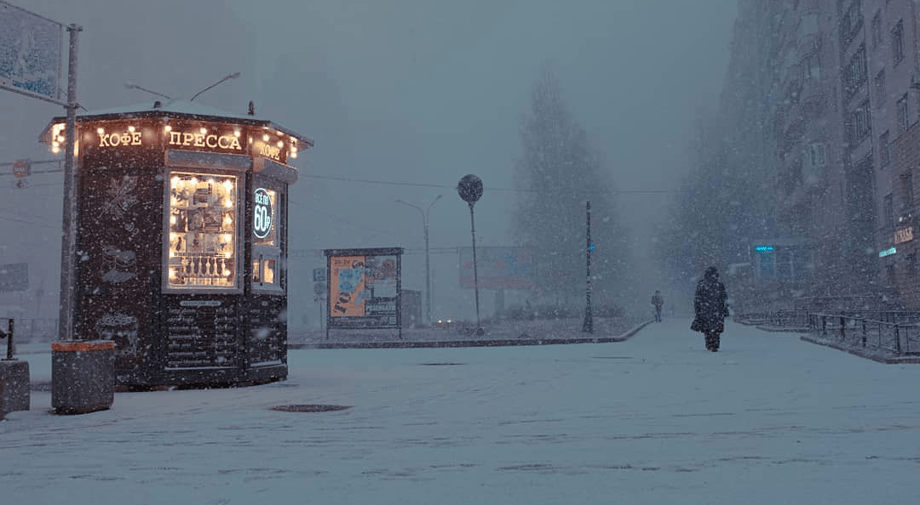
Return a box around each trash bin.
[0,359,30,414]
[52,340,115,415]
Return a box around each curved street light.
[123,81,171,100]
[190,72,241,102]
[396,194,443,325]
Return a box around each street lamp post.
[396,195,442,325]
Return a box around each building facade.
[716,0,920,309]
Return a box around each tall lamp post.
[457,174,484,336]
[397,195,442,325]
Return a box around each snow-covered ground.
[2,318,919,505]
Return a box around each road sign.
[312,267,326,282]
[12,159,30,178]
[457,174,483,204]
[313,281,325,298]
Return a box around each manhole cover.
[419,362,465,366]
[271,404,352,413]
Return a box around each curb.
[291,320,655,350]
[799,334,920,364]
[26,321,656,389]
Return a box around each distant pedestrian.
[651,290,664,322]
[691,266,729,352]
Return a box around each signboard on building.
[0,2,63,102]
[894,226,914,245]
[0,262,28,291]
[324,248,402,330]
[459,246,533,289]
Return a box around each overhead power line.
[301,173,677,195]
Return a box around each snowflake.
[101,175,139,219]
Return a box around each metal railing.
[807,313,920,355]
[735,310,808,327]
[735,308,920,356]
[0,318,57,344]
[1,318,13,359]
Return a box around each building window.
[880,130,890,167]
[897,93,909,132]
[845,44,867,97]
[903,171,914,212]
[874,69,886,104]
[892,19,904,66]
[810,143,827,167]
[841,0,863,48]
[909,254,918,276]
[871,11,882,49]
[803,54,821,80]
[886,264,896,285]
[849,100,872,144]
[885,193,895,229]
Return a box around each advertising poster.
[329,255,368,317]
[325,248,402,330]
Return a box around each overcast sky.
[1,0,737,322]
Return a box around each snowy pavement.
[2,319,919,505]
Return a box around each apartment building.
[869,0,920,308]
[770,0,850,294]
[718,0,920,308]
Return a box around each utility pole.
[583,200,593,333]
[59,24,82,341]
[396,195,442,325]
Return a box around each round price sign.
[253,188,273,239]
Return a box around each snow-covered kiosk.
[42,100,312,388]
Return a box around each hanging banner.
[0,1,63,102]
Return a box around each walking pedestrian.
[691,266,729,352]
[651,290,664,322]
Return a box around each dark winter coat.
[651,293,663,309]
[693,269,728,334]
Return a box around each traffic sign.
[313,281,326,298]
[312,267,326,282]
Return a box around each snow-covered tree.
[513,67,627,308]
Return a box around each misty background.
[0,0,737,327]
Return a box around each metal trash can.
[52,340,115,415]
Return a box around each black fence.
[735,309,808,328]
[806,313,920,355]
[0,318,57,343]
[735,309,920,356]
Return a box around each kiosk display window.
[252,178,284,292]
[166,170,240,290]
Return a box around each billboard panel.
[326,248,402,329]
[0,1,63,102]
[459,246,533,289]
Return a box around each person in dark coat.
[651,290,664,322]
[693,266,729,352]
